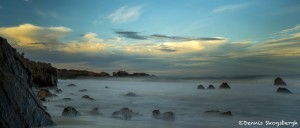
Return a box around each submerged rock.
[207,85,216,89]
[204,110,233,116]
[67,84,76,87]
[274,77,287,85]
[125,92,137,97]
[219,82,231,89]
[62,106,81,117]
[79,89,88,92]
[0,37,55,127]
[152,109,160,118]
[82,95,95,100]
[105,86,109,88]
[197,85,205,89]
[276,87,292,94]
[55,89,63,93]
[112,107,134,120]
[88,107,102,115]
[63,98,72,101]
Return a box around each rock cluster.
[113,70,151,77]
[57,69,110,79]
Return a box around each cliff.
[28,61,57,88]
[57,69,110,79]
[0,37,55,127]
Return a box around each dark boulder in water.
[125,92,137,97]
[219,82,231,89]
[112,107,134,120]
[82,95,95,100]
[207,85,216,89]
[221,111,232,116]
[88,107,102,115]
[274,77,287,85]
[204,110,220,114]
[152,109,160,118]
[62,106,81,117]
[161,112,175,120]
[197,85,205,89]
[67,84,76,87]
[0,37,55,127]
[276,87,292,94]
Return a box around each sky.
[0,0,300,76]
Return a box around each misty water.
[43,76,300,128]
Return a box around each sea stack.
[207,85,216,89]
[197,84,205,89]
[274,77,287,85]
[0,37,55,127]
[219,82,231,89]
[276,87,292,94]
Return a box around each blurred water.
[42,77,300,128]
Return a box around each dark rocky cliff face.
[0,37,55,127]
[28,61,57,88]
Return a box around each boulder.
[197,85,205,89]
[67,84,76,87]
[88,107,102,115]
[219,82,231,89]
[161,112,175,120]
[207,85,216,89]
[40,97,47,102]
[82,95,95,100]
[0,37,55,127]
[37,89,53,98]
[274,77,287,85]
[204,110,220,114]
[125,92,137,97]
[152,109,160,118]
[276,87,292,94]
[221,111,232,116]
[62,106,81,117]
[105,86,109,88]
[112,107,134,120]
[152,110,175,121]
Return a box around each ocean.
[42,76,300,128]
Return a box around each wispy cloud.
[279,25,300,34]
[114,31,147,40]
[210,3,248,14]
[108,5,142,23]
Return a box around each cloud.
[114,30,226,41]
[210,3,248,14]
[59,32,108,54]
[108,5,142,23]
[114,31,147,40]
[0,24,71,48]
[279,25,300,34]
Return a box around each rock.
[112,107,136,120]
[204,110,220,114]
[0,37,55,127]
[57,69,110,79]
[161,112,175,120]
[125,92,137,97]
[276,87,292,94]
[113,70,151,77]
[55,89,63,93]
[63,98,72,101]
[219,82,231,89]
[221,111,232,116]
[62,106,81,117]
[207,85,216,89]
[37,89,53,98]
[40,97,47,102]
[28,61,57,88]
[67,84,76,87]
[204,110,232,116]
[105,86,109,88]
[197,84,205,89]
[43,106,47,110]
[152,109,160,118]
[88,107,102,115]
[82,95,95,100]
[79,89,88,92]
[274,77,287,85]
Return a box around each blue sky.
[1,0,300,76]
